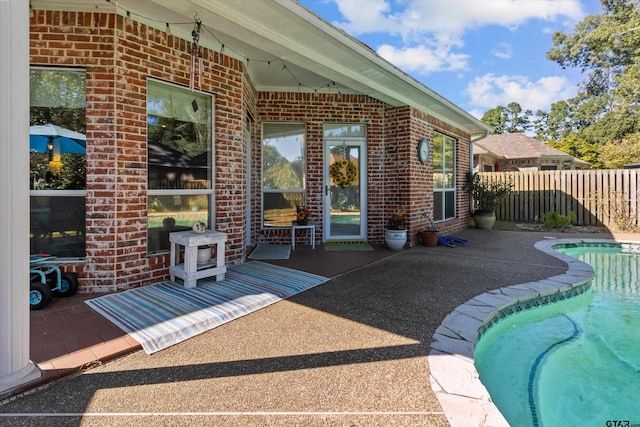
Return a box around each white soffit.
[32,0,490,134]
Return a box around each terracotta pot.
[420,230,438,247]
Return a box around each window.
[433,133,456,221]
[261,123,306,227]
[147,80,213,253]
[30,68,87,258]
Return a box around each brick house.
[473,133,590,172]
[28,0,490,293]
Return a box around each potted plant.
[419,212,439,247]
[384,209,407,250]
[296,205,309,225]
[464,171,513,229]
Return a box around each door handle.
[325,185,329,196]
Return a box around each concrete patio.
[2,227,637,426]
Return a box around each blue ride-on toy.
[30,254,79,310]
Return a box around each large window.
[262,123,306,228]
[30,68,87,258]
[433,133,456,221]
[147,80,213,253]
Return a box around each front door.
[324,137,367,241]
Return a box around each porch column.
[0,0,41,394]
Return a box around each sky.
[298,0,603,120]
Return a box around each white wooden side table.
[169,230,227,288]
[291,221,316,250]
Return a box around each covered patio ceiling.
[33,0,491,135]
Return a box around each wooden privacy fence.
[479,170,640,229]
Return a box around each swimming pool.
[474,242,640,426]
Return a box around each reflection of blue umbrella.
[30,124,86,154]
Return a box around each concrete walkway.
[1,228,636,426]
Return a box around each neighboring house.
[473,134,590,172]
[27,0,490,292]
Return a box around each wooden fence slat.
[479,169,639,229]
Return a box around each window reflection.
[147,80,213,252]
[147,195,209,253]
[262,123,306,227]
[30,68,87,258]
[30,195,86,257]
[433,133,456,221]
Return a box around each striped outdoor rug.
[85,261,328,354]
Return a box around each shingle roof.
[475,133,571,159]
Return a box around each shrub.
[464,172,513,213]
[544,211,575,229]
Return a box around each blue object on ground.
[437,236,469,247]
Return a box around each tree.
[546,0,640,135]
[505,102,532,133]
[534,100,573,141]
[541,0,640,168]
[481,106,508,134]
[599,134,640,168]
[547,0,640,103]
[481,102,531,134]
[548,134,602,168]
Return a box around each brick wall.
[30,9,473,292]
[255,92,388,245]
[254,96,472,247]
[30,11,247,292]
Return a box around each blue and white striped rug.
[86,261,328,354]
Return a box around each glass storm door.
[324,136,366,241]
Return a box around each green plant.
[544,211,574,229]
[387,209,407,230]
[591,191,639,232]
[464,172,513,213]
[148,197,166,212]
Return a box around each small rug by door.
[85,261,327,354]
[324,242,375,251]
[248,244,291,260]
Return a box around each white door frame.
[244,117,252,247]
[323,137,367,241]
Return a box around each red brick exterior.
[30,10,472,293]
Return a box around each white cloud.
[492,43,512,59]
[330,0,585,80]
[377,44,470,73]
[465,73,577,112]
[333,0,584,40]
[332,0,391,34]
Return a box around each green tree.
[481,106,508,134]
[542,0,640,168]
[599,134,640,168]
[547,0,640,103]
[481,102,531,134]
[546,0,640,130]
[534,100,574,141]
[505,102,532,133]
[548,134,602,168]
[262,144,303,189]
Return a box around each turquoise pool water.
[475,244,640,426]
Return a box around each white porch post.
[0,0,41,394]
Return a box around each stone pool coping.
[428,238,640,426]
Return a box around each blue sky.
[299,0,602,119]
